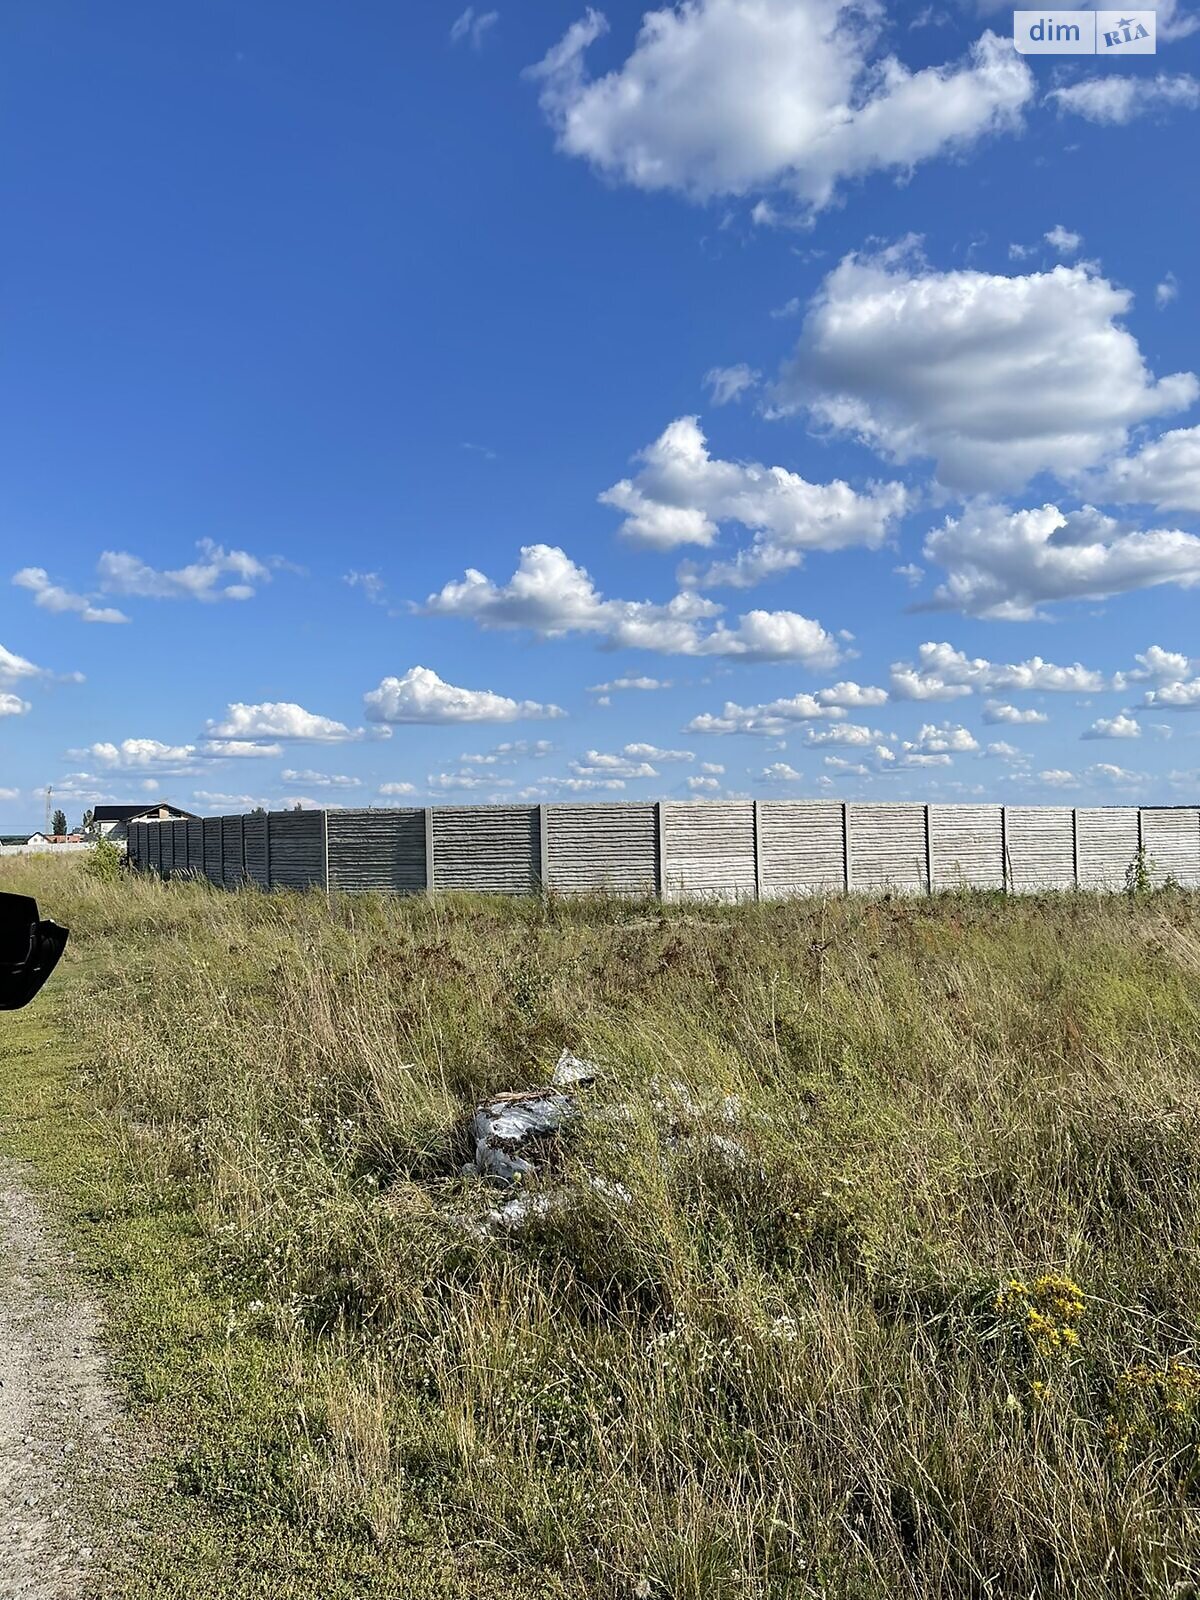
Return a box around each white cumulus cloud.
[983,702,1049,725]
[207,702,360,742]
[1044,224,1081,256]
[599,416,907,588]
[364,666,564,725]
[529,2,1031,210]
[891,642,1106,701]
[279,769,363,788]
[12,568,128,624]
[687,691,846,736]
[923,502,1200,619]
[704,364,759,405]
[1082,713,1141,740]
[97,540,272,603]
[425,543,846,665]
[1098,425,1200,514]
[1049,73,1200,125]
[88,738,199,771]
[774,252,1197,493]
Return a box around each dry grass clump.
[7,854,1200,1597]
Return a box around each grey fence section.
[1076,808,1141,891]
[1004,806,1076,892]
[758,801,845,896]
[1141,808,1200,887]
[221,815,246,888]
[847,803,928,894]
[661,801,756,900]
[929,804,1004,892]
[268,809,327,890]
[431,805,540,894]
[130,800,1200,898]
[543,802,659,895]
[172,819,190,874]
[201,817,222,882]
[243,812,270,888]
[327,807,426,893]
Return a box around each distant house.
[87,802,198,842]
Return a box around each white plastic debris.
[550,1049,596,1089]
[461,1050,599,1187]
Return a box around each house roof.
[91,802,198,823]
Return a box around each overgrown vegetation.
[5,854,1200,1598]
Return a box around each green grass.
[4,853,1200,1598]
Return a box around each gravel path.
[0,1161,118,1600]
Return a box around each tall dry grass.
[6,852,1200,1598]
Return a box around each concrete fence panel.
[328,808,426,894]
[1140,808,1200,887]
[243,812,270,888]
[202,817,223,885]
[1076,807,1140,890]
[1003,807,1076,892]
[661,801,756,900]
[847,803,928,894]
[186,819,204,875]
[268,809,328,891]
[221,815,246,888]
[929,804,1004,892]
[431,806,539,894]
[127,800,1200,904]
[543,802,659,895]
[758,801,845,897]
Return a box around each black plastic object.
[0,892,69,1010]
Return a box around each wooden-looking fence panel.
[431,806,540,894]
[929,805,1004,892]
[1075,808,1140,890]
[185,820,204,874]
[847,803,928,894]
[202,817,223,885]
[1004,807,1075,892]
[170,819,190,875]
[221,815,246,888]
[267,810,327,891]
[243,812,270,888]
[544,803,659,895]
[758,801,844,897]
[1141,809,1200,887]
[328,808,426,894]
[661,801,756,900]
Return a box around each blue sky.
[2,0,1200,828]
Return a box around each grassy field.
[4,853,1200,1598]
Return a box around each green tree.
[52,808,67,837]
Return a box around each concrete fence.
[0,841,94,858]
[124,801,1200,899]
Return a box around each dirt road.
[0,1161,117,1600]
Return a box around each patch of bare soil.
[0,1161,119,1600]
